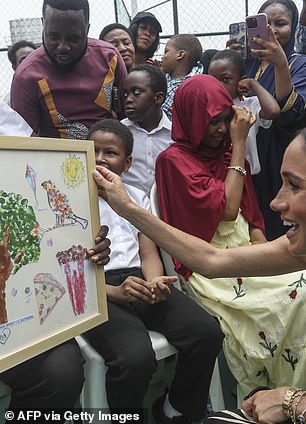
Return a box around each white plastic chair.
[149,182,225,411]
[75,330,177,412]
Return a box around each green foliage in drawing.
[0,190,41,273]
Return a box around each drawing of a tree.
[0,191,41,323]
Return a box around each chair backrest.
[150,182,177,277]
[150,182,200,299]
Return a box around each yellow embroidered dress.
[189,212,306,402]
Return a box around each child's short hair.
[209,49,246,78]
[88,119,134,157]
[170,34,202,70]
[129,64,167,98]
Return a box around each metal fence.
[0,0,303,99]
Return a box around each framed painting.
[0,136,107,372]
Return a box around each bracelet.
[283,388,303,419]
[228,165,247,177]
[297,408,306,423]
[293,392,306,424]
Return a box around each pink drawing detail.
[56,245,88,316]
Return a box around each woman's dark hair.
[258,0,293,18]
[99,23,135,46]
[129,21,160,59]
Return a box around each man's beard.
[43,36,88,72]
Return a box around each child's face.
[208,58,241,99]
[161,39,179,75]
[123,71,161,122]
[92,130,131,176]
[201,107,232,149]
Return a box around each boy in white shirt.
[86,119,223,424]
[121,64,172,196]
[209,49,280,174]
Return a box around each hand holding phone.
[229,22,247,58]
[246,13,269,51]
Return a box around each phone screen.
[229,22,247,59]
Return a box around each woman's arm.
[251,26,292,100]
[93,167,306,278]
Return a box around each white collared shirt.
[233,96,271,175]
[99,184,150,272]
[0,100,32,136]
[121,112,172,196]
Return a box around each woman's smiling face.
[270,133,306,256]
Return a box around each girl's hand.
[229,105,256,145]
[250,25,288,67]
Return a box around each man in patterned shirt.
[11,0,127,139]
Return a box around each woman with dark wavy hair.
[129,11,162,65]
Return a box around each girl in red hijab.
[156,74,306,400]
[156,74,265,280]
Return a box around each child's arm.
[139,232,164,279]
[223,106,255,221]
[238,78,280,120]
[139,232,178,302]
[249,226,267,244]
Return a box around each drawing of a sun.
[60,154,85,189]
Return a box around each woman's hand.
[242,387,288,424]
[250,25,288,68]
[230,105,256,145]
[226,37,245,55]
[93,166,134,217]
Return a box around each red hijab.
[156,74,265,280]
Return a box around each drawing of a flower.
[288,273,306,299]
[232,277,246,299]
[289,289,297,299]
[281,348,299,371]
[258,331,277,357]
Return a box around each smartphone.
[246,13,269,50]
[111,86,121,115]
[229,22,247,58]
